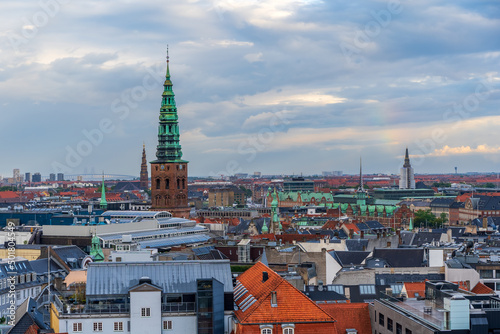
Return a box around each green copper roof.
[154,53,188,163]
[90,235,104,262]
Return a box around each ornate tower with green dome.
[150,49,190,218]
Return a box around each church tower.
[140,143,149,190]
[399,148,415,189]
[150,50,190,218]
[356,157,367,206]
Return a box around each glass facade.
[197,279,224,334]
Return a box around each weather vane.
[167,45,169,63]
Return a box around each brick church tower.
[150,51,190,218]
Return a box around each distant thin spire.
[166,45,170,78]
[359,157,364,191]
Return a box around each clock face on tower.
[161,164,165,170]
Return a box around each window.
[262,329,272,334]
[481,270,493,278]
[113,322,123,331]
[73,323,82,332]
[379,313,384,326]
[387,318,393,331]
[396,323,402,334]
[141,307,151,317]
[163,320,172,330]
[271,291,277,307]
[93,322,103,332]
[283,328,294,334]
[360,285,376,295]
[495,271,500,279]
[405,329,412,334]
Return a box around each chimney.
[360,230,364,239]
[349,229,354,239]
[377,233,380,239]
[263,271,269,282]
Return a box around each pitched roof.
[0,191,19,199]
[330,251,371,267]
[86,260,233,295]
[320,303,372,334]
[471,282,495,294]
[371,248,425,267]
[234,262,337,324]
[404,282,425,298]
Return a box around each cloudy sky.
[1,0,499,178]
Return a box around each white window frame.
[141,307,151,317]
[93,322,103,332]
[283,328,294,334]
[113,322,123,331]
[163,320,173,330]
[73,322,83,332]
[261,328,272,334]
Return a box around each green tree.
[414,209,437,227]
[435,212,448,227]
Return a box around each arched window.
[156,179,161,190]
[182,179,186,189]
[261,329,272,334]
[283,328,294,334]
[165,178,170,189]
[177,179,181,189]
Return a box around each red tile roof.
[472,282,494,294]
[321,303,372,334]
[404,282,425,298]
[234,262,337,325]
[0,191,19,199]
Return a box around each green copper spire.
[154,47,188,163]
[270,188,281,233]
[409,217,413,231]
[99,173,107,210]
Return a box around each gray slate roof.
[86,260,233,296]
[329,251,371,267]
[370,248,425,267]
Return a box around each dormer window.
[271,291,277,307]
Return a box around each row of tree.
[414,209,448,228]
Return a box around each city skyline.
[1,1,499,177]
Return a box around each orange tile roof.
[453,281,470,291]
[321,303,372,334]
[343,223,360,234]
[234,262,337,325]
[472,282,494,294]
[404,282,425,298]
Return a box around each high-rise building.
[25,172,31,184]
[13,169,20,182]
[32,173,42,183]
[140,143,149,190]
[49,173,56,181]
[57,173,64,181]
[399,148,415,189]
[150,51,189,218]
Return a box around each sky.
[0,0,499,178]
